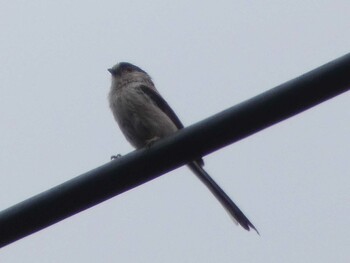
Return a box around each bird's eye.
[126,67,133,72]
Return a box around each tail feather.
[187,162,259,234]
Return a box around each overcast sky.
[0,1,349,262]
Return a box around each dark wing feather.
[139,84,204,166]
[139,85,184,129]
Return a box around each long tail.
[187,162,259,234]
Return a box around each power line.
[0,53,349,248]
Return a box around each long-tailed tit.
[108,62,258,233]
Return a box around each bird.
[108,62,258,233]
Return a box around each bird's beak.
[108,68,113,74]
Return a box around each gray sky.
[0,1,349,262]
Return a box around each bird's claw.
[111,154,122,160]
[145,136,160,148]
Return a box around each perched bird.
[108,62,258,233]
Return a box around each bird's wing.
[139,84,204,166]
[140,85,184,129]
[139,84,184,129]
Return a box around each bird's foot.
[145,136,160,148]
[111,154,122,160]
